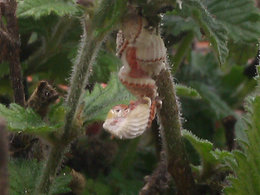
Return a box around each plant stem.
[34,144,66,194]
[156,68,196,195]
[172,31,194,74]
[0,118,8,195]
[1,0,25,106]
[34,19,104,195]
[64,23,102,139]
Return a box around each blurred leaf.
[0,62,9,78]
[49,170,72,194]
[176,84,201,99]
[162,12,201,37]
[190,82,233,119]
[205,0,260,43]
[82,74,134,124]
[90,50,121,83]
[9,159,71,195]
[17,0,78,19]
[0,103,57,134]
[47,99,67,127]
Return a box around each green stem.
[156,68,196,195]
[34,144,66,195]
[172,31,194,74]
[34,19,104,195]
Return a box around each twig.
[0,118,9,195]
[139,151,171,195]
[1,0,25,106]
[156,68,196,195]
[222,115,236,151]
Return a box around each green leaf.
[183,130,233,180]
[82,73,134,124]
[49,169,72,194]
[17,0,78,19]
[47,99,68,128]
[0,103,57,134]
[9,159,41,195]
[176,84,201,99]
[224,94,260,194]
[190,82,233,119]
[9,159,71,195]
[185,0,229,64]
[182,130,216,167]
[205,0,260,42]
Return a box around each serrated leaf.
[0,103,57,134]
[205,0,260,42]
[182,130,232,179]
[224,95,260,194]
[17,0,78,19]
[9,159,41,195]
[185,0,229,64]
[82,73,135,124]
[9,159,71,195]
[176,84,201,99]
[49,169,72,194]
[182,130,216,166]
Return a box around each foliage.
[9,159,71,195]
[0,103,58,134]
[82,74,135,125]
[224,91,260,194]
[17,0,79,19]
[183,130,233,177]
[175,84,201,99]
[1,0,260,194]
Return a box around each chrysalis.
[103,97,155,139]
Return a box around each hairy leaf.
[176,84,201,99]
[224,95,260,194]
[205,0,260,42]
[82,74,134,124]
[9,159,71,195]
[17,0,78,19]
[183,130,232,180]
[185,0,229,64]
[0,103,57,134]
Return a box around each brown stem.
[222,115,236,151]
[156,68,196,195]
[139,151,171,195]
[0,118,9,195]
[1,0,25,106]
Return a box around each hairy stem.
[35,18,104,195]
[156,68,196,195]
[34,144,66,194]
[1,0,25,106]
[0,118,8,195]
